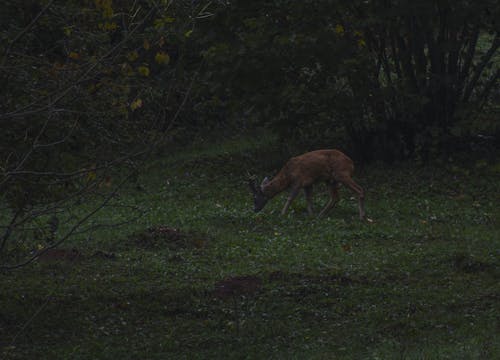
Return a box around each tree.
[349,0,500,158]
[0,0,210,269]
[195,0,499,159]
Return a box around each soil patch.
[214,275,262,299]
[452,253,496,274]
[131,225,207,250]
[36,248,82,262]
[36,249,116,263]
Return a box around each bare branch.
[463,35,500,103]
[477,68,500,111]
[1,0,56,67]
[0,207,24,255]
[0,170,130,270]
[458,25,480,91]
[0,5,159,121]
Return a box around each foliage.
[195,0,363,149]
[195,0,500,159]
[350,0,500,158]
[0,0,210,267]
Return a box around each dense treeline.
[195,0,500,160]
[1,0,499,265]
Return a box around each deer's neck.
[262,171,290,198]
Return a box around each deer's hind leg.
[318,181,340,217]
[339,176,365,220]
[304,186,314,216]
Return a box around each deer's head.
[248,177,270,212]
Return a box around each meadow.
[1,135,499,359]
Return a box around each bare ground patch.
[130,225,208,250]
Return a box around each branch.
[397,35,419,92]
[0,0,56,67]
[0,207,23,255]
[0,170,130,270]
[0,2,204,271]
[389,27,402,79]
[477,68,500,111]
[463,35,500,103]
[4,151,145,179]
[0,56,203,270]
[0,118,50,191]
[0,5,159,121]
[70,205,146,237]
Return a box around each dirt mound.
[214,275,262,299]
[453,253,495,273]
[132,225,207,250]
[37,248,82,262]
[91,250,117,260]
[36,249,116,263]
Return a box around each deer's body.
[249,149,365,219]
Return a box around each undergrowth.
[1,133,499,359]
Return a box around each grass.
[1,133,499,359]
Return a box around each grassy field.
[1,135,499,359]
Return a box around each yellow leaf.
[143,39,151,50]
[137,66,150,77]
[68,52,80,60]
[341,244,352,252]
[104,22,117,31]
[335,24,344,35]
[95,0,113,18]
[121,63,135,76]
[184,29,193,38]
[154,19,164,30]
[87,171,96,182]
[358,38,366,48]
[127,51,139,62]
[130,98,143,111]
[194,238,205,248]
[155,51,170,65]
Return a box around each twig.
[0,207,23,255]
[1,0,56,67]
[0,5,158,121]
[0,170,130,270]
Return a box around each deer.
[248,149,365,219]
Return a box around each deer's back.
[285,149,353,186]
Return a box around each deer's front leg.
[281,187,300,215]
[304,186,314,216]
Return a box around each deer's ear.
[260,176,270,190]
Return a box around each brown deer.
[248,149,365,219]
